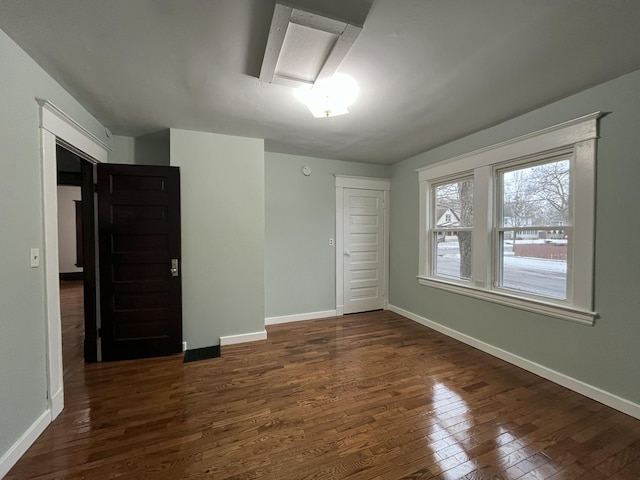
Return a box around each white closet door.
[343,188,385,314]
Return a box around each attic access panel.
[259,2,362,87]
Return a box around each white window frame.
[493,152,574,303]
[430,175,474,283]
[417,112,600,325]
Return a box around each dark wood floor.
[6,281,640,479]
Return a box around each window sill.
[417,276,597,326]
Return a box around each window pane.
[433,178,473,281]
[435,232,472,281]
[500,231,568,300]
[501,159,570,227]
[435,179,473,228]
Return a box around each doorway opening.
[56,144,98,367]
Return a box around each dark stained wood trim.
[56,171,82,186]
[74,200,83,267]
[81,160,97,363]
[59,272,83,281]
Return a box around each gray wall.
[389,68,640,404]
[0,28,110,463]
[265,152,390,318]
[110,135,136,164]
[171,129,265,349]
[110,131,169,165]
[135,130,170,166]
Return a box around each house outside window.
[417,113,599,325]
[432,178,473,281]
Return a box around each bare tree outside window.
[457,179,473,279]
[431,159,570,293]
[529,160,570,225]
[502,159,570,230]
[434,178,473,280]
[420,115,597,321]
[499,158,571,299]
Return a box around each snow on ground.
[435,240,567,299]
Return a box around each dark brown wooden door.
[97,164,182,361]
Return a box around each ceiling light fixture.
[294,73,360,118]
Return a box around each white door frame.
[38,99,109,419]
[335,175,390,316]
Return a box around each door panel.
[80,160,98,362]
[343,188,385,314]
[97,164,182,361]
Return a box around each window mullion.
[471,166,492,289]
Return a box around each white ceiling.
[1,0,639,165]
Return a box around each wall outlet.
[30,248,40,268]
[182,341,187,352]
[329,238,334,247]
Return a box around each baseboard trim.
[388,304,640,420]
[0,410,50,478]
[220,330,267,346]
[265,310,337,326]
[50,388,64,420]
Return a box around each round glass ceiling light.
[294,74,360,118]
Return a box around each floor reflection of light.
[426,398,548,479]
[427,383,477,479]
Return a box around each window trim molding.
[417,112,601,326]
[417,276,595,325]
[417,112,600,182]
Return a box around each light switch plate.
[30,248,40,268]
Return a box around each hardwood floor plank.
[6,281,640,479]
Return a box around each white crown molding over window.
[417,112,601,325]
[417,112,600,182]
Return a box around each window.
[433,177,473,281]
[496,156,570,300]
[418,113,599,325]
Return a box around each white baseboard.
[265,309,337,326]
[0,410,50,478]
[220,330,267,346]
[51,388,64,421]
[388,304,640,420]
